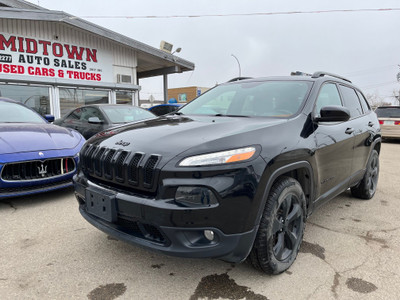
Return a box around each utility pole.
[397,65,400,105]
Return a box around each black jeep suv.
[74,72,381,274]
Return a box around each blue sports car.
[0,98,85,198]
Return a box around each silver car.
[375,106,400,139]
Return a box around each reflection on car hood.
[0,123,82,155]
[90,115,287,158]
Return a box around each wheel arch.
[373,139,381,154]
[255,161,314,227]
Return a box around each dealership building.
[0,0,194,117]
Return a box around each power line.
[361,81,398,90]
[343,64,398,77]
[77,8,400,19]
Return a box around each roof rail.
[290,71,312,76]
[311,71,352,83]
[227,77,252,82]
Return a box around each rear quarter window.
[339,85,363,118]
[356,91,370,113]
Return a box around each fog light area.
[174,186,218,207]
[204,230,215,241]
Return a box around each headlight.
[179,146,256,167]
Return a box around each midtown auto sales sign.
[0,33,113,82]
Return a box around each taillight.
[395,121,400,125]
[379,120,384,125]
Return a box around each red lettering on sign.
[86,49,97,62]
[52,43,63,57]
[0,64,25,74]
[0,35,17,51]
[0,34,99,62]
[65,70,101,81]
[64,44,85,60]
[25,38,38,54]
[38,40,51,55]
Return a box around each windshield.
[102,106,155,123]
[179,80,312,117]
[0,101,46,123]
[375,107,400,118]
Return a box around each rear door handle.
[368,122,374,127]
[345,128,355,134]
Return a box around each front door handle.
[345,128,355,134]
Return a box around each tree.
[391,89,400,105]
[365,93,391,107]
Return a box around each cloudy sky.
[27,0,400,103]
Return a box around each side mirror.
[44,114,55,122]
[317,105,350,122]
[88,117,103,124]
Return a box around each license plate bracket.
[85,187,117,222]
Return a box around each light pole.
[172,47,181,55]
[163,46,182,104]
[231,54,241,77]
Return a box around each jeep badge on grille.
[115,140,130,147]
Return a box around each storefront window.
[0,83,50,115]
[59,88,109,116]
[116,90,133,105]
[178,93,187,102]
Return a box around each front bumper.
[0,156,79,199]
[74,177,259,262]
[0,179,73,198]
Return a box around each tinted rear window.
[375,107,400,118]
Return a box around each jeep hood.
[0,123,83,155]
[90,115,287,158]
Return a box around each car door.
[338,85,376,184]
[312,82,355,202]
[60,108,83,131]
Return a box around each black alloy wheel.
[351,149,380,200]
[272,193,303,261]
[367,153,379,195]
[249,176,306,274]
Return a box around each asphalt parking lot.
[1,141,400,300]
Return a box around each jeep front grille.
[80,144,161,193]
[1,158,76,181]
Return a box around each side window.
[64,108,82,121]
[356,90,370,113]
[315,83,342,115]
[339,85,363,118]
[80,107,104,121]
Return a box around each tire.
[249,176,306,274]
[351,149,379,200]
